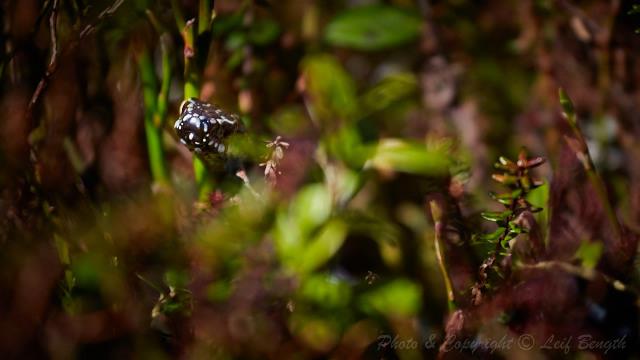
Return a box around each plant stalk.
[429,200,457,312]
[138,49,169,185]
[171,1,214,201]
[559,88,622,240]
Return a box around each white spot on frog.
[218,116,235,125]
[189,117,201,128]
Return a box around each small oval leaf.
[481,211,512,222]
[325,5,422,51]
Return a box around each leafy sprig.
[260,136,289,187]
[472,149,545,304]
[479,151,544,249]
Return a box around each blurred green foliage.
[324,5,422,51]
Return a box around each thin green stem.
[138,49,169,185]
[429,200,457,312]
[184,21,213,200]
[156,34,172,127]
[164,0,221,204]
[145,119,168,184]
[144,9,167,34]
[171,2,213,201]
[169,0,186,31]
[559,89,621,240]
[198,0,212,35]
[183,20,199,99]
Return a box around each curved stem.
[429,200,457,312]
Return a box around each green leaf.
[266,105,308,136]
[559,88,577,126]
[248,19,281,46]
[206,281,233,302]
[54,234,71,265]
[274,212,304,266]
[299,273,351,308]
[212,11,244,36]
[366,139,451,176]
[298,220,348,274]
[492,173,519,186]
[527,182,549,241]
[358,279,422,317]
[291,184,332,233]
[28,122,46,145]
[164,269,189,288]
[494,156,517,172]
[489,191,514,206]
[325,5,422,51]
[225,31,247,50]
[301,54,358,121]
[226,47,245,70]
[72,254,107,291]
[481,210,512,222]
[324,125,371,169]
[360,72,418,114]
[274,184,335,273]
[474,227,505,244]
[507,221,527,234]
[574,240,603,269]
[501,231,518,249]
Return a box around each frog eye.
[179,100,187,115]
[179,97,200,115]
